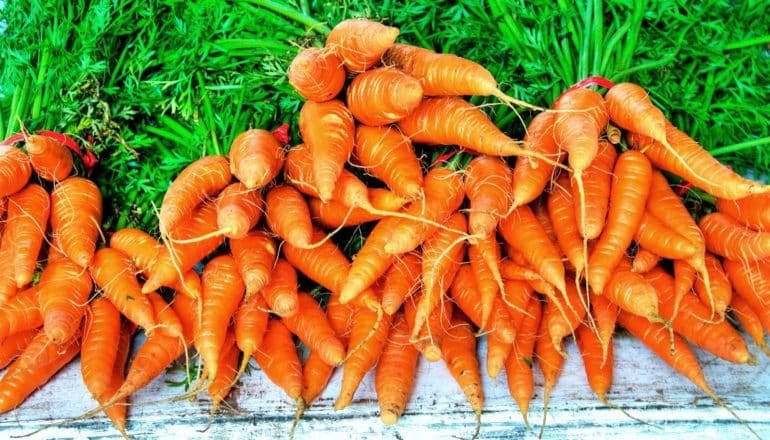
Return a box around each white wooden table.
[1,334,768,439]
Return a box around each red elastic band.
[271,123,291,145]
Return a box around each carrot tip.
[423,346,442,362]
[380,411,399,425]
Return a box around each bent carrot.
[283,292,346,366]
[354,125,423,200]
[51,177,102,267]
[260,259,299,318]
[39,258,91,344]
[326,18,399,72]
[90,248,155,331]
[375,313,419,425]
[288,48,346,102]
[230,230,276,298]
[24,134,73,182]
[511,112,563,208]
[228,129,284,190]
[81,298,121,400]
[0,145,31,198]
[505,296,541,427]
[347,67,423,126]
[465,155,513,237]
[6,184,50,287]
[216,182,263,239]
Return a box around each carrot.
[208,329,239,411]
[485,332,512,379]
[288,48,346,102]
[590,292,619,365]
[299,100,355,202]
[587,150,652,294]
[646,267,750,364]
[283,292,346,366]
[499,279,534,328]
[701,212,770,261]
[450,265,515,344]
[499,204,566,295]
[90,248,156,330]
[260,258,299,317]
[470,235,507,298]
[532,197,559,246]
[632,248,660,274]
[543,278,587,355]
[335,308,393,410]
[81,298,122,400]
[375,313,419,425]
[671,259,697,317]
[0,329,37,370]
[548,174,587,274]
[441,316,482,436]
[511,112,563,208]
[252,318,303,401]
[235,293,269,362]
[499,259,541,281]
[171,292,199,344]
[383,43,539,110]
[575,323,613,402]
[603,258,660,321]
[38,258,91,344]
[24,134,73,182]
[347,67,423,126]
[197,255,244,379]
[571,140,616,239]
[381,252,422,316]
[717,193,770,231]
[0,235,20,303]
[326,18,399,72]
[467,243,503,332]
[464,155,513,237]
[100,320,133,434]
[230,230,276,298]
[0,329,80,414]
[142,203,223,293]
[50,177,102,267]
[265,185,313,248]
[300,350,335,408]
[646,170,705,249]
[694,254,731,318]
[309,188,408,229]
[6,184,49,287]
[216,182,263,239]
[636,212,700,259]
[354,126,422,200]
[730,295,769,356]
[504,296,541,427]
[0,145,31,198]
[147,292,183,339]
[723,259,770,332]
[404,292,453,362]
[0,286,42,340]
[534,310,565,438]
[627,121,769,199]
[228,129,284,189]
[158,155,231,235]
[410,213,467,340]
[398,97,560,160]
[553,87,608,173]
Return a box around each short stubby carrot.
[6,184,50,287]
[90,248,155,331]
[38,258,92,344]
[310,188,408,229]
[0,286,42,340]
[326,18,399,72]
[375,314,419,425]
[700,212,770,262]
[0,145,31,198]
[605,83,666,146]
[587,150,652,294]
[288,48,346,102]
[228,129,284,190]
[230,230,276,298]
[260,258,299,318]
[347,67,423,126]
[81,298,121,400]
[283,292,346,366]
[717,193,770,231]
[604,258,659,321]
[24,134,73,182]
[381,252,422,316]
[571,140,616,239]
[465,155,513,237]
[50,177,102,267]
[216,182,263,239]
[354,125,423,200]
[299,100,355,202]
[511,112,563,208]
[158,155,231,235]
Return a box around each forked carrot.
[603,258,660,322]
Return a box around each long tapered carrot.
[90,248,155,330]
[326,18,399,72]
[38,258,91,344]
[468,243,503,332]
[381,252,421,316]
[375,313,419,425]
[310,188,408,229]
[636,212,700,259]
[288,48,346,102]
[465,155,513,237]
[404,292,453,362]
[81,298,122,400]
[230,230,276,298]
[717,194,770,231]
[572,140,617,239]
[730,295,769,356]
[51,177,102,267]
[588,150,652,294]
[505,296,541,427]
[590,292,619,365]
[0,286,42,340]
[512,112,563,208]
[646,171,705,249]
[535,309,565,438]
[548,175,587,274]
[253,318,304,400]
[441,315,482,435]
[632,247,661,274]
[0,145,31,198]
[216,182,263,239]
[147,292,183,339]
[354,125,423,200]
[0,329,37,370]
[694,254,731,318]
[208,329,239,411]
[260,258,299,318]
[235,293,269,361]
[159,156,231,235]
[6,184,49,287]
[450,265,515,343]
[543,278,587,354]
[723,259,770,332]
[283,292,346,366]
[228,129,284,190]
[576,322,614,403]
[24,134,73,182]
[347,67,423,126]
[99,320,132,434]
[701,212,770,261]
[603,258,660,321]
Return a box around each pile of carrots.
[1,17,769,438]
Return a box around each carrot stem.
[710,137,770,157]
[243,0,330,34]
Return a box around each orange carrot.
[260,258,299,318]
[553,88,609,173]
[347,67,423,126]
[0,329,37,370]
[158,156,231,235]
[486,331,512,379]
[571,140,616,239]
[299,100,355,202]
[465,155,513,237]
[5,184,49,287]
[38,258,91,344]
[0,145,31,198]
[283,292,346,366]
[605,83,666,144]
[208,329,239,409]
[216,182,263,239]
[543,278,587,352]
[375,313,419,425]
[230,230,276,298]
[470,235,507,296]
[252,319,303,401]
[701,212,770,261]
[228,129,284,190]
[404,292,453,362]
[288,48,346,102]
[603,258,659,321]
[535,310,565,438]
[548,174,587,274]
[147,292,183,339]
[505,296,541,427]
[100,320,132,434]
[499,259,541,281]
[0,233,14,303]
[381,252,421,316]
[511,112,563,208]
[90,248,156,330]
[532,197,559,246]
[723,259,770,332]
[354,126,423,200]
[576,323,613,401]
[24,134,73,182]
[587,150,652,294]
[632,248,660,274]
[694,254,731,317]
[450,265,515,344]
[717,194,770,231]
[468,242,503,332]
[730,295,768,356]
[197,255,245,379]
[646,171,704,249]
[590,292,619,364]
[81,298,122,400]
[636,212,699,259]
[50,177,102,267]
[0,286,42,340]
[235,293,269,360]
[326,18,399,72]
[441,315,482,432]
[672,259,697,317]
[309,188,408,229]
[302,350,336,406]
[265,185,313,248]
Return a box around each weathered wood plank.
[0,334,768,439]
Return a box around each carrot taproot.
[81,298,122,400]
[216,182,263,239]
[375,313,419,425]
[230,230,275,298]
[99,320,132,434]
[590,292,618,365]
[147,292,183,339]
[158,156,231,235]
[575,323,613,402]
[252,318,303,400]
[632,248,660,274]
[197,255,245,379]
[0,145,31,198]
[288,48,346,102]
[499,204,566,295]
[90,248,155,331]
[499,259,541,281]
[354,125,423,200]
[0,286,42,340]
[208,329,239,410]
[441,315,482,435]
[326,18,399,72]
[694,254,731,317]
[468,243,503,332]
[548,174,587,274]
[50,177,102,267]
[717,194,770,231]
[587,150,652,294]
[499,279,534,328]
[603,258,659,321]
[404,292,452,362]
[505,296,541,427]
[171,292,199,344]
[24,134,73,182]
[381,252,421,316]
[309,188,408,229]
[265,185,313,248]
[535,311,565,438]
[723,259,770,332]
[486,332,513,379]
[470,235,507,299]
[347,67,423,126]
[0,229,18,304]
[701,212,770,261]
[235,293,269,361]
[543,278,587,354]
[6,184,49,287]
[646,170,705,249]
[511,112,563,208]
[532,197,559,246]
[299,100,355,202]
[671,259,697,318]
[283,292,346,366]
[302,350,336,406]
[553,87,608,174]
[260,258,299,318]
[228,129,284,190]
[0,329,37,370]
[572,140,616,239]
[38,258,91,344]
[450,265,515,344]
[646,267,750,364]
[730,295,769,356]
[636,212,699,259]
[464,155,513,237]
